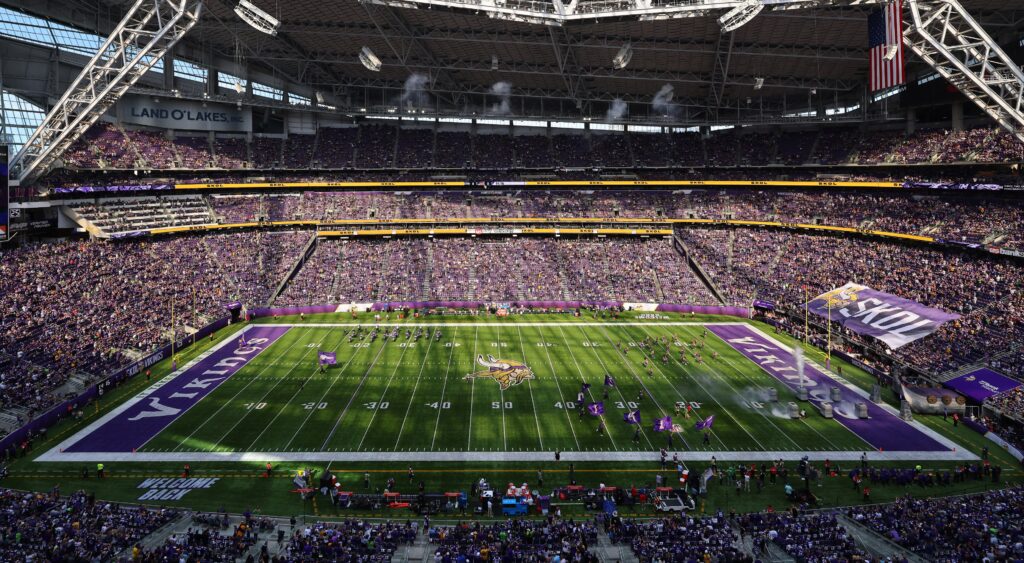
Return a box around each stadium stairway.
[594,531,639,562]
[672,234,726,305]
[837,514,929,563]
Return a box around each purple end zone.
[66,326,290,452]
[707,324,948,452]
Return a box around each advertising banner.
[945,368,1022,403]
[806,282,959,348]
[119,94,252,132]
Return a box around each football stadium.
[0,0,1023,560]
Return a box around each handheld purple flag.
[654,416,673,432]
[581,382,591,392]
[604,375,616,387]
[587,402,604,416]
[695,414,715,430]
[624,410,641,425]
[318,351,337,366]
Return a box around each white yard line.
[356,339,414,450]
[429,327,460,451]
[514,325,545,451]
[552,326,616,450]
[320,338,390,452]
[496,324,507,451]
[571,325,656,450]
[170,329,308,453]
[744,323,968,454]
[207,332,331,452]
[466,326,478,451]
[393,335,437,450]
[627,323,765,450]
[48,325,257,455]
[533,325,581,450]
[37,449,980,464]
[258,321,718,328]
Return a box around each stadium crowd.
[0,232,309,413]
[59,122,1024,170]
[677,227,1024,373]
[428,519,599,561]
[847,487,1024,561]
[0,488,177,561]
[275,238,713,306]
[738,510,865,561]
[606,512,746,562]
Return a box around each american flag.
[869,0,905,92]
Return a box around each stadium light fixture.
[612,43,633,70]
[234,0,279,36]
[883,44,898,61]
[492,55,499,71]
[718,0,764,33]
[360,46,382,72]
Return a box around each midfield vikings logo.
[465,355,535,390]
[815,284,863,309]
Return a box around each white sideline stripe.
[35,449,978,463]
[44,325,253,456]
[743,323,970,455]
[258,322,713,328]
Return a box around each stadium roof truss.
[10,0,202,185]
[4,0,1024,184]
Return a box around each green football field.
[57,316,924,459]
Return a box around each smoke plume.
[652,84,678,117]
[606,98,627,121]
[400,73,430,109]
[489,81,513,115]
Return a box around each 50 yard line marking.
[496,324,507,451]
[514,325,544,451]
[392,334,436,451]
[429,326,460,451]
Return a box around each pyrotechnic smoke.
[606,98,627,121]
[489,81,513,115]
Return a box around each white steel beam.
[904,0,1024,142]
[12,0,203,185]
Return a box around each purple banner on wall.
[945,368,1022,403]
[708,323,947,452]
[806,282,959,349]
[656,304,751,317]
[64,325,290,452]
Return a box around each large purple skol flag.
[653,416,673,432]
[587,402,605,416]
[806,282,959,349]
